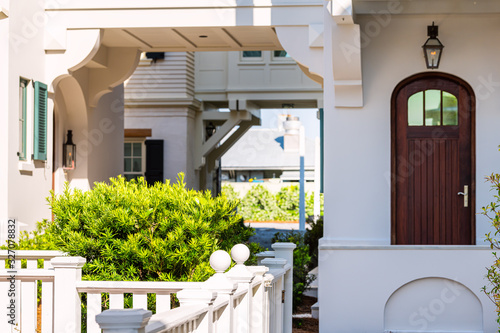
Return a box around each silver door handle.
[457,185,469,208]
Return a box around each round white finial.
[231,244,250,265]
[210,250,231,273]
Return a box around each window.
[124,141,145,180]
[408,89,458,126]
[18,79,28,160]
[242,51,262,58]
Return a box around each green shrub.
[304,216,323,269]
[482,166,500,328]
[223,183,324,222]
[15,175,254,282]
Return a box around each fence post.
[96,309,151,333]
[262,258,287,333]
[51,256,86,333]
[271,243,296,333]
[204,250,237,332]
[226,244,255,333]
[246,265,269,333]
[177,289,217,332]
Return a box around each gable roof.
[221,128,316,170]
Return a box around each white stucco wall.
[7,0,53,234]
[323,14,500,246]
[319,13,500,332]
[88,85,125,186]
[0,0,9,242]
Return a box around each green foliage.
[16,175,254,283]
[222,183,324,222]
[482,161,500,329]
[304,216,323,269]
[238,184,284,221]
[272,229,315,312]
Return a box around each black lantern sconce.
[205,122,216,139]
[63,130,76,170]
[422,22,444,69]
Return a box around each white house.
[1,0,499,331]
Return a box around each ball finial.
[210,250,231,273]
[231,244,250,265]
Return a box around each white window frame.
[124,138,146,180]
[240,50,264,62]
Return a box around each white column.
[261,258,287,333]
[271,243,296,333]
[51,256,86,333]
[96,309,151,333]
[177,289,217,332]
[247,266,269,333]
[226,244,255,333]
[204,250,237,332]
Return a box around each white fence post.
[272,243,296,333]
[177,289,217,332]
[247,265,269,333]
[51,256,86,333]
[226,244,255,333]
[262,258,287,333]
[204,250,237,332]
[96,309,151,333]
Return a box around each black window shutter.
[145,140,164,185]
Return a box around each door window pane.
[408,92,424,126]
[442,91,458,126]
[425,90,441,126]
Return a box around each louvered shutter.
[145,140,164,185]
[34,81,47,161]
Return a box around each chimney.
[283,115,300,152]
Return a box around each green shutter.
[34,81,47,161]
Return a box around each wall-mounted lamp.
[205,122,216,139]
[63,130,76,170]
[422,22,444,69]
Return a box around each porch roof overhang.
[45,0,324,53]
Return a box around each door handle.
[457,185,469,208]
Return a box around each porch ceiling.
[101,26,283,52]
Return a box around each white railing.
[0,243,295,333]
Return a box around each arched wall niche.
[384,277,483,332]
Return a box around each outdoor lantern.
[63,130,76,170]
[205,122,216,139]
[422,22,444,69]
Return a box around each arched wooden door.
[391,73,475,245]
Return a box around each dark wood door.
[392,73,475,245]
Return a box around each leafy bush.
[223,183,324,222]
[272,230,315,312]
[16,175,254,282]
[482,167,500,327]
[304,216,323,269]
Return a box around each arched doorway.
[391,72,475,245]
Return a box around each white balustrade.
[0,244,295,333]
